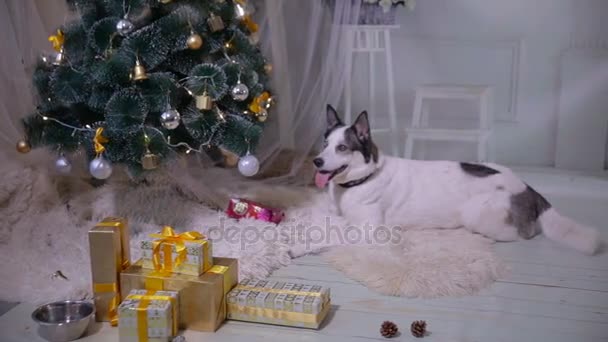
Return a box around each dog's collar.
[338,172,375,189]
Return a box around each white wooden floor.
[1,168,608,342]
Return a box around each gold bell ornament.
[131,58,148,81]
[159,0,172,3]
[196,91,213,110]
[208,12,225,32]
[53,47,65,66]
[256,110,268,122]
[187,32,203,50]
[263,63,273,74]
[141,148,160,170]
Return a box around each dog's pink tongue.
[315,171,331,188]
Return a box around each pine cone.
[380,321,399,338]
[410,320,427,338]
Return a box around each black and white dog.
[313,105,600,254]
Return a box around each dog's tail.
[539,208,601,255]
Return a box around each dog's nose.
[313,158,324,168]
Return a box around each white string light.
[37,112,95,132]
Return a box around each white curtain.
[0,0,360,185]
[256,0,361,183]
[0,0,67,160]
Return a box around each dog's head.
[313,105,379,188]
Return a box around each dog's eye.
[337,144,348,152]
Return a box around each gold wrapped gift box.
[88,217,131,324]
[140,227,212,276]
[118,289,178,342]
[226,279,331,329]
[121,257,238,332]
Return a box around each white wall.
[350,0,608,169]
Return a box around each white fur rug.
[0,153,507,304]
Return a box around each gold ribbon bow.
[150,226,205,273]
[94,127,109,156]
[249,91,271,114]
[242,15,259,33]
[48,29,64,52]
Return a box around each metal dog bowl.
[31,300,94,342]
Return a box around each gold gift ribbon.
[144,274,165,291]
[234,284,324,297]
[150,226,207,273]
[227,301,330,325]
[127,291,178,341]
[93,282,119,326]
[94,218,130,327]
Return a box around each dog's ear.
[353,111,371,140]
[326,104,343,129]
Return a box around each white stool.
[404,85,494,162]
[341,25,400,156]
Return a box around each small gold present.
[88,217,131,325]
[118,289,178,342]
[226,280,331,329]
[121,257,238,332]
[141,226,212,276]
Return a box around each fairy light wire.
[37,112,95,132]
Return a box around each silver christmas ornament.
[160,109,181,130]
[55,155,72,174]
[238,153,259,177]
[89,156,113,179]
[116,18,135,35]
[230,82,249,101]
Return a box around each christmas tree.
[18,0,273,179]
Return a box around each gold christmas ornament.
[196,91,213,110]
[256,110,268,122]
[187,32,203,50]
[141,149,160,170]
[53,47,65,66]
[207,13,225,32]
[131,58,148,81]
[263,63,273,74]
[16,140,31,154]
[159,0,172,3]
